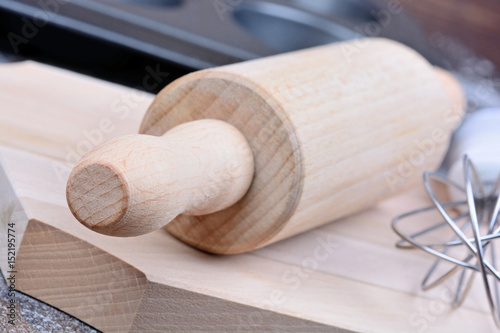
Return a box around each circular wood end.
[66,163,129,235]
[139,70,303,254]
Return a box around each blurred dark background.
[0,0,499,94]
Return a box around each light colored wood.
[0,61,496,332]
[434,67,467,121]
[66,119,254,236]
[69,38,465,253]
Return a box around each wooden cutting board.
[0,61,496,332]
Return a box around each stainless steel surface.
[0,0,434,69]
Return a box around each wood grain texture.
[139,38,465,253]
[66,119,254,237]
[0,61,495,332]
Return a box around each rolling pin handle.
[66,119,255,237]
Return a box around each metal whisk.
[392,108,500,327]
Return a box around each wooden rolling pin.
[66,38,465,254]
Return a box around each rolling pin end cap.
[66,162,129,236]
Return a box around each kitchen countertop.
[0,270,99,333]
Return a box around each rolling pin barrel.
[67,38,466,254]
